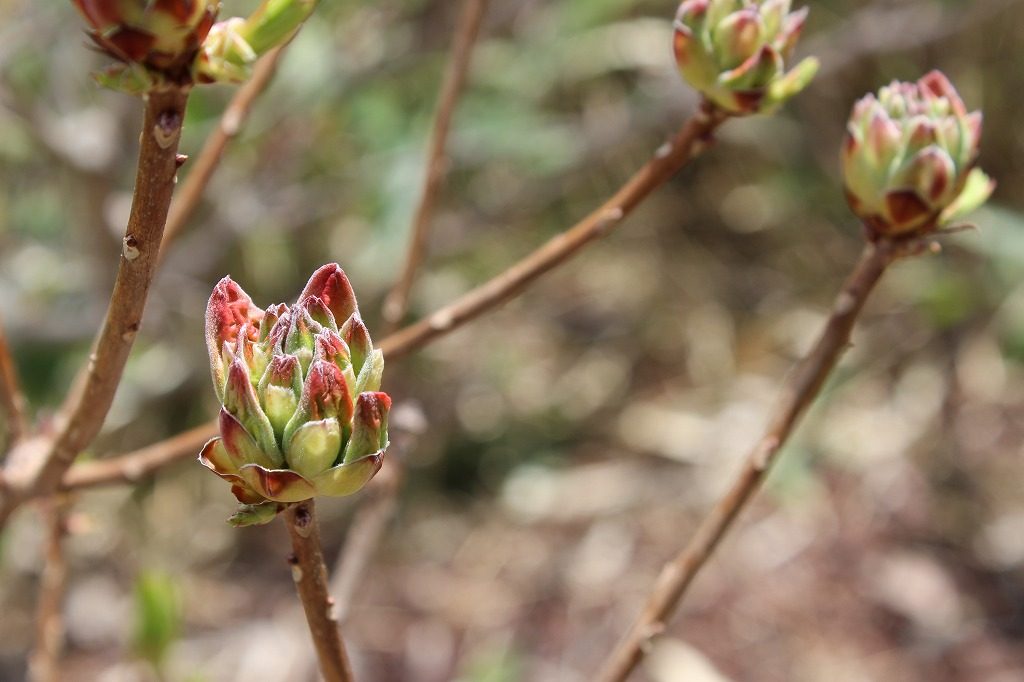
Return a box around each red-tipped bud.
[298,263,358,323]
[258,355,302,440]
[205,276,260,400]
[343,392,391,463]
[199,264,390,513]
[284,303,322,374]
[258,303,289,343]
[300,360,352,423]
[301,295,337,331]
[314,330,357,396]
[222,359,281,465]
[340,314,372,377]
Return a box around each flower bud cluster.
[71,0,316,92]
[200,264,389,520]
[673,0,818,114]
[842,71,994,238]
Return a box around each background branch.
[26,497,72,682]
[382,0,489,328]
[594,239,901,682]
[160,48,286,254]
[0,318,29,448]
[379,104,729,361]
[58,423,216,494]
[284,500,356,682]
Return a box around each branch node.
[221,109,243,136]
[596,207,625,234]
[639,622,665,652]
[293,502,314,537]
[429,310,456,332]
[834,291,856,316]
[120,322,140,343]
[122,236,140,261]
[153,109,183,149]
[752,436,780,471]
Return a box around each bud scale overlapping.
[200,264,389,523]
[70,0,318,92]
[842,71,994,239]
[673,0,818,115]
[73,0,220,86]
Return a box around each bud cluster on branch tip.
[199,264,389,526]
[71,0,317,93]
[842,71,994,240]
[673,0,818,115]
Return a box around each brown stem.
[0,318,29,447]
[0,88,189,526]
[160,48,286,255]
[284,500,356,682]
[594,241,897,682]
[382,0,489,329]
[58,422,216,494]
[27,497,72,682]
[379,104,728,361]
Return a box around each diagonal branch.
[57,422,216,493]
[285,500,356,682]
[0,318,29,448]
[52,104,730,496]
[379,103,729,361]
[160,48,287,254]
[27,497,72,682]
[594,239,904,682]
[0,87,190,527]
[382,0,489,328]
[334,0,488,629]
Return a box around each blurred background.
[2,0,1024,680]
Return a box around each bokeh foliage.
[2,0,1024,679]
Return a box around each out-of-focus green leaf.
[132,570,182,670]
[455,643,524,682]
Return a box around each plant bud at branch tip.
[199,264,390,515]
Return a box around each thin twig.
[379,103,729,361]
[382,0,489,328]
[58,422,216,494]
[0,88,190,527]
[594,240,901,682]
[334,0,488,627]
[159,48,286,254]
[0,318,29,447]
[27,497,72,682]
[284,500,356,682]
